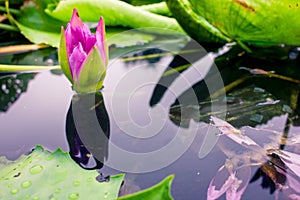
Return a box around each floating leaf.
[0,146,124,199]
[119,175,174,200]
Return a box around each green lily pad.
[12,3,64,47]
[45,0,183,33]
[106,28,156,48]
[119,175,174,200]
[167,0,300,46]
[9,1,159,48]
[0,145,124,200]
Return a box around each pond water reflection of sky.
[1,43,300,199]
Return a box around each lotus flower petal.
[69,42,87,82]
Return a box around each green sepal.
[58,27,73,83]
[74,46,106,93]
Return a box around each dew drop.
[45,154,55,161]
[10,188,19,195]
[1,84,6,91]
[87,177,93,182]
[30,165,43,174]
[32,197,39,200]
[104,192,110,198]
[73,181,80,187]
[68,193,79,200]
[21,180,32,188]
[54,188,61,194]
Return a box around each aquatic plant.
[59,8,108,93]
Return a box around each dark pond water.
[1,41,300,199]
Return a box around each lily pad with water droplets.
[0,145,124,200]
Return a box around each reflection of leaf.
[119,175,174,200]
[0,146,124,199]
[0,73,35,112]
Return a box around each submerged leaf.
[0,146,124,199]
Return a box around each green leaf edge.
[118,175,174,200]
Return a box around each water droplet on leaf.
[21,180,32,188]
[68,193,79,199]
[87,177,93,182]
[10,188,18,194]
[73,181,80,186]
[30,165,43,174]
[104,192,110,198]
[54,188,61,194]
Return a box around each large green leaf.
[0,146,124,199]
[190,0,300,45]
[167,0,300,45]
[119,175,174,200]
[45,0,183,34]
[106,28,156,48]
[165,0,229,43]
[10,3,63,47]
[10,1,160,47]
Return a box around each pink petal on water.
[289,194,300,200]
[210,116,261,149]
[207,165,235,200]
[277,150,300,177]
[226,166,251,200]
